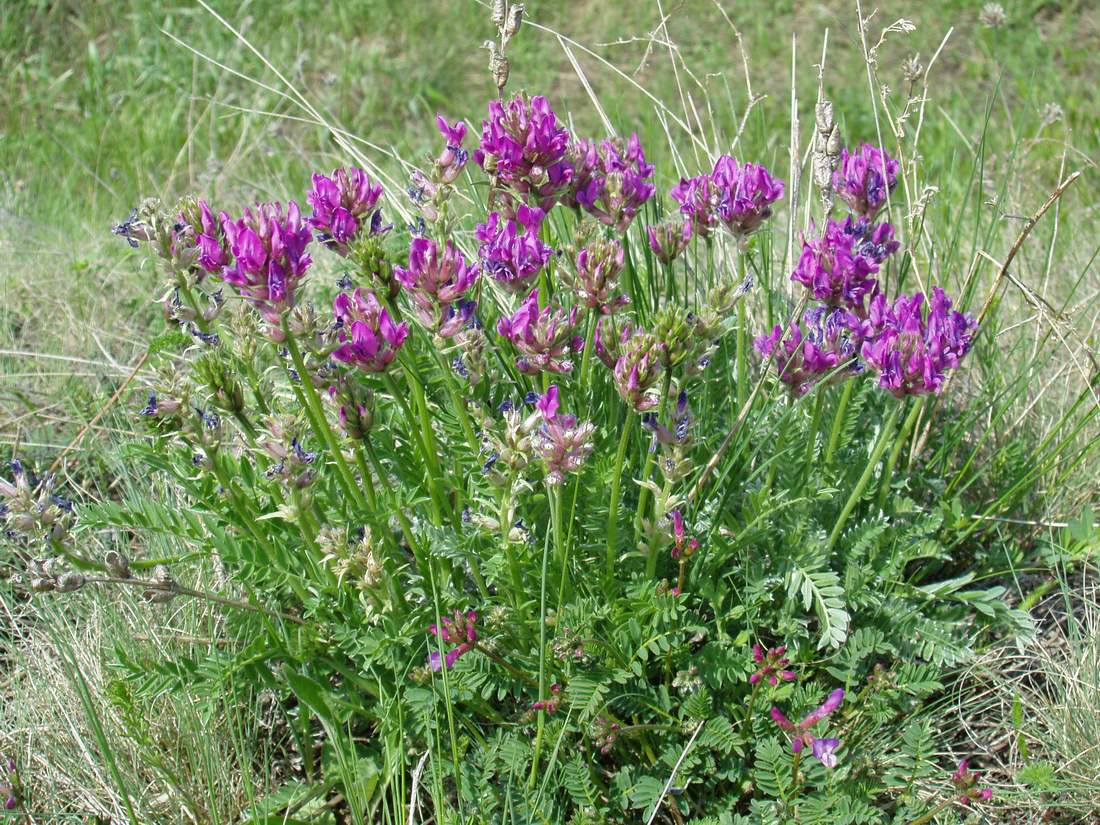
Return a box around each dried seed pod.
[491,51,510,95]
[29,577,55,593]
[56,572,85,593]
[902,53,924,84]
[503,3,524,43]
[105,550,131,579]
[813,100,841,206]
[143,564,178,603]
[490,0,507,28]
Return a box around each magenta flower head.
[567,134,656,232]
[395,237,480,338]
[332,288,409,373]
[476,93,573,211]
[476,205,554,295]
[435,115,469,184]
[791,216,899,316]
[771,688,845,767]
[952,759,994,805]
[532,386,595,484]
[710,156,785,238]
[220,201,313,336]
[755,307,863,396]
[647,219,692,265]
[750,644,797,686]
[497,288,584,374]
[307,167,385,256]
[860,287,977,396]
[428,610,478,671]
[571,237,628,314]
[833,143,900,219]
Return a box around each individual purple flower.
[859,287,977,396]
[307,167,385,256]
[642,389,691,447]
[790,216,899,316]
[475,205,554,294]
[394,237,480,337]
[749,644,796,686]
[570,237,628,314]
[497,288,584,374]
[533,386,595,484]
[709,156,785,238]
[192,200,228,273]
[435,115,469,184]
[771,688,845,767]
[567,134,656,232]
[331,288,409,373]
[833,143,900,218]
[755,307,863,396]
[668,509,698,559]
[669,174,717,238]
[647,219,692,265]
[952,759,994,805]
[476,93,573,211]
[428,610,478,671]
[220,201,313,336]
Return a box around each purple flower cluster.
[395,237,480,338]
[428,610,478,671]
[476,93,573,211]
[571,237,627,314]
[750,644,796,686]
[596,320,663,411]
[771,688,845,768]
[331,288,409,373]
[567,134,656,232]
[754,307,863,396]
[833,142,900,219]
[670,155,784,240]
[307,167,386,256]
[646,219,692,265]
[475,205,554,295]
[952,759,994,805]
[220,201,313,335]
[761,143,976,396]
[533,386,595,484]
[497,288,583,374]
[791,216,899,316]
[860,287,977,396]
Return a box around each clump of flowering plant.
[35,30,1013,818]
